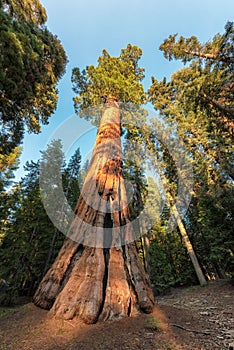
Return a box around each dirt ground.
[0,280,233,350]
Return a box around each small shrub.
[146,316,160,330]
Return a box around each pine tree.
[0,160,53,305]
[148,22,234,280]
[0,141,82,305]
[0,146,21,243]
[63,148,82,210]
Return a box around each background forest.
[0,0,233,305]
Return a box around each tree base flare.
[34,241,154,323]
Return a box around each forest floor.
[0,279,233,350]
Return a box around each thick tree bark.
[34,98,154,322]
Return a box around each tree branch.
[184,50,217,60]
[201,92,234,119]
[184,49,234,64]
[171,323,211,335]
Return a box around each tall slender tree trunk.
[141,234,151,274]
[34,99,154,323]
[168,193,207,286]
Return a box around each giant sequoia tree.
[0,0,67,155]
[34,45,154,323]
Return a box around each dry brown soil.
[0,280,233,350]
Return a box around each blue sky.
[14,0,234,181]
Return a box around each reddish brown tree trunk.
[34,99,154,323]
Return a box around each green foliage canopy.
[0,0,67,154]
[0,141,82,305]
[148,22,234,280]
[72,44,145,119]
[157,21,234,126]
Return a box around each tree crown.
[72,44,146,116]
[0,0,67,155]
[0,0,47,25]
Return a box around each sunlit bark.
[34,98,154,322]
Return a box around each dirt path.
[159,280,234,350]
[0,280,233,349]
